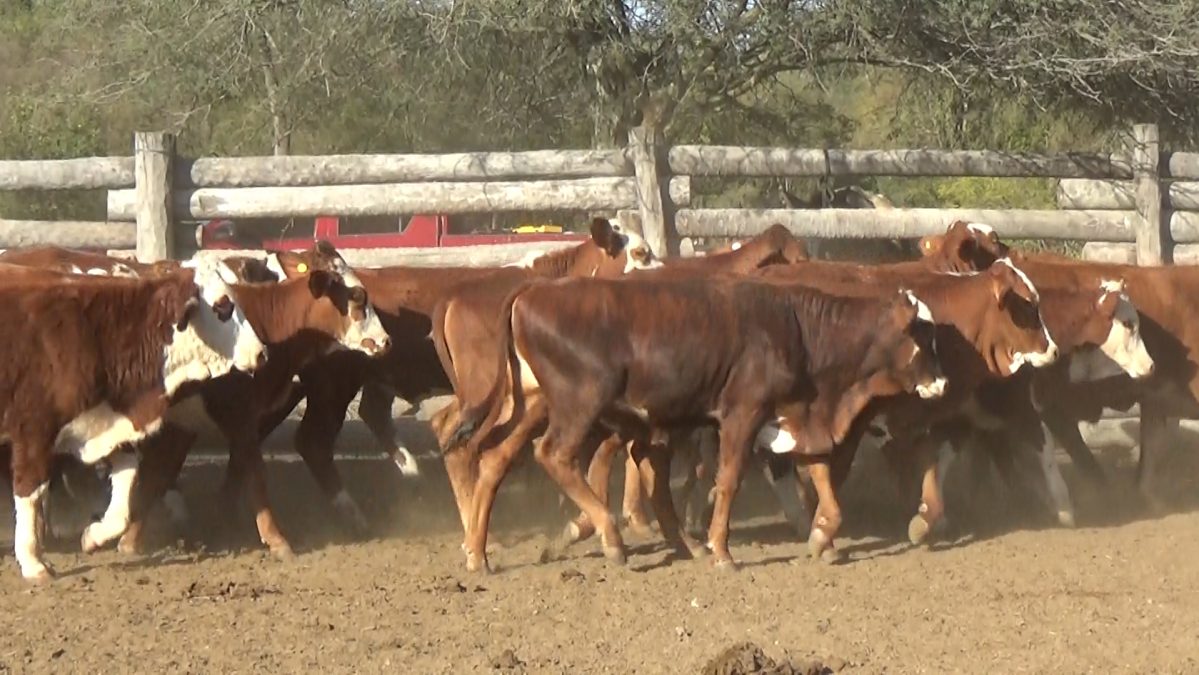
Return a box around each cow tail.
[442,283,526,450]
[429,300,460,394]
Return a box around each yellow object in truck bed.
[513,224,564,234]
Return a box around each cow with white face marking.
[0,260,267,582]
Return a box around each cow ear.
[988,265,1012,304]
[308,269,334,298]
[315,240,338,258]
[175,297,199,332]
[918,235,942,256]
[589,218,622,256]
[1097,288,1120,317]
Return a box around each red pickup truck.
[196,214,588,251]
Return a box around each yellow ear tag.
[296,262,308,273]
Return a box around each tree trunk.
[258,28,291,156]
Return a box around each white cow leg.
[15,482,52,582]
[81,452,138,553]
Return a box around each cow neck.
[787,290,879,377]
[227,276,322,347]
[918,273,1009,377]
[84,277,182,401]
[354,266,499,316]
[526,242,600,277]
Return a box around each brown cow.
[115,218,660,550]
[113,249,392,557]
[448,275,948,572]
[743,257,1056,544]
[0,258,269,582]
[433,225,810,549]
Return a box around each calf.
[449,276,947,572]
[434,225,809,551]
[0,258,266,582]
[115,252,392,557]
[748,258,1057,543]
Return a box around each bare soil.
[3,419,1199,674]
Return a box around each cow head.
[168,257,269,395]
[919,221,1011,273]
[588,218,662,274]
[1067,279,1155,381]
[304,268,391,357]
[984,258,1059,374]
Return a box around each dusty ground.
[3,415,1199,674]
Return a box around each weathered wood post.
[1131,123,1168,265]
[134,131,176,262]
[628,125,676,257]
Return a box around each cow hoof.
[602,545,627,566]
[24,566,55,585]
[623,516,656,539]
[270,544,296,562]
[711,557,739,573]
[1057,510,1077,528]
[908,514,932,546]
[465,552,491,574]
[393,449,421,478]
[562,520,591,545]
[80,527,104,554]
[820,548,845,565]
[116,535,142,556]
[807,528,831,559]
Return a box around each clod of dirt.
[702,642,835,675]
[560,568,585,582]
[490,648,525,671]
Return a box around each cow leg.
[1042,407,1108,485]
[291,375,369,536]
[1029,423,1076,527]
[80,449,138,553]
[435,401,483,538]
[533,420,626,566]
[802,456,844,563]
[705,414,760,571]
[360,381,419,477]
[564,432,624,546]
[631,437,706,559]
[1136,403,1171,513]
[621,451,655,536]
[11,439,54,583]
[907,436,946,545]
[215,406,293,559]
[119,426,197,554]
[463,397,548,573]
[760,454,810,538]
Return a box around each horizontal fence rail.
[106,176,691,221]
[175,149,633,188]
[0,122,1189,265]
[669,147,1133,179]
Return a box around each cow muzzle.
[916,376,948,400]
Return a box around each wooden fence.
[0,123,1194,266]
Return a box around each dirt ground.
[3,417,1199,674]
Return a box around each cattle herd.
[0,216,1192,585]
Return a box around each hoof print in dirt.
[702,642,839,675]
[490,648,525,672]
[559,568,585,582]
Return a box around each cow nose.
[256,350,268,369]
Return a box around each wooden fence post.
[134,131,176,262]
[1132,123,1168,265]
[628,125,675,257]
